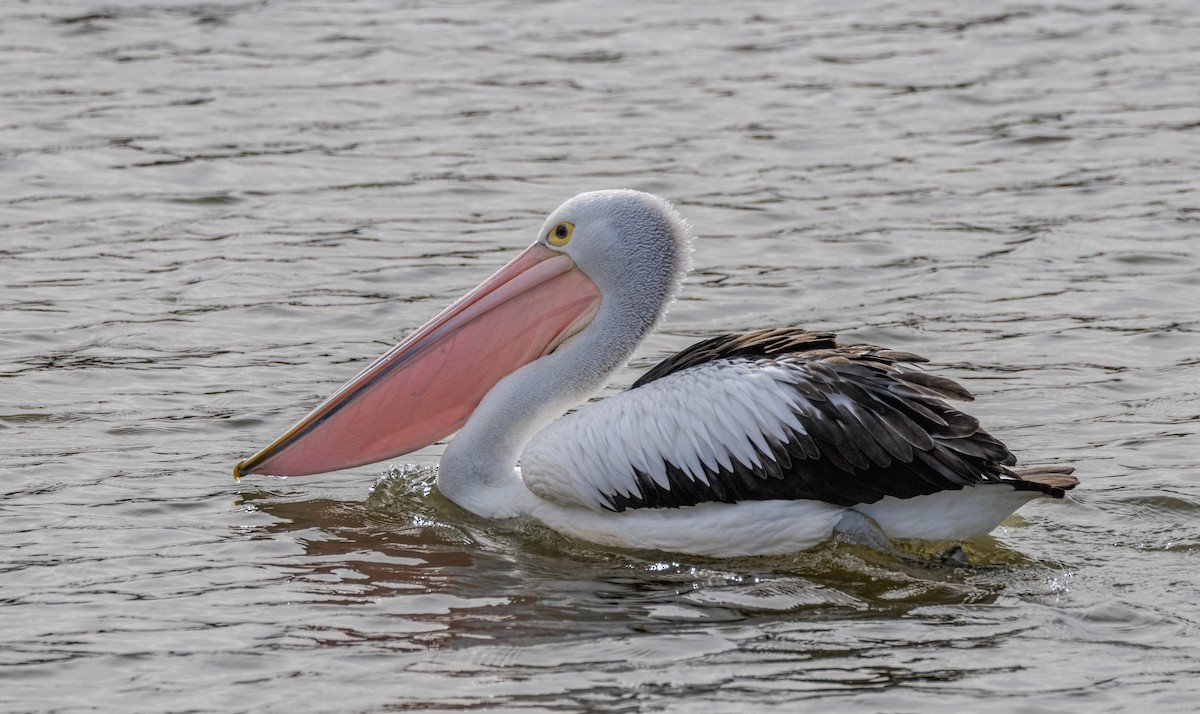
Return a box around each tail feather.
[1008,465,1078,498]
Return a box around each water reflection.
[237,465,1073,657]
[246,495,477,604]
[235,472,1084,709]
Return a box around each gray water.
[3,1,1199,711]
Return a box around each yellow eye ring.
[547,221,574,247]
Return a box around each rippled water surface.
[4,1,1199,711]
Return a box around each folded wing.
[520,328,1071,512]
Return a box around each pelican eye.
[547,221,574,247]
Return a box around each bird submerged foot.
[833,509,975,567]
[833,509,894,553]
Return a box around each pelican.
[235,190,1077,557]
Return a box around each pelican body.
[235,190,1076,557]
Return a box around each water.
[3,0,1199,710]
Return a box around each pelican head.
[537,189,690,323]
[235,190,692,480]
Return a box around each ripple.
[3,0,1200,711]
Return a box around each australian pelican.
[235,190,1077,557]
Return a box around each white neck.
[437,286,668,518]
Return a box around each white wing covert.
[521,359,804,510]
